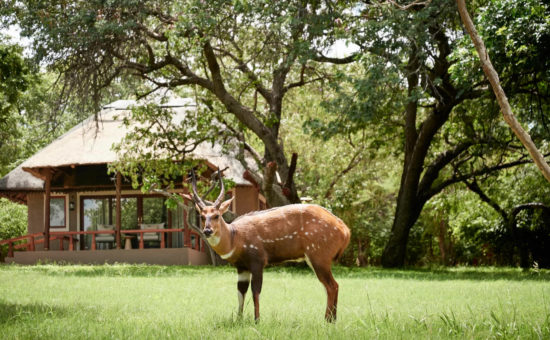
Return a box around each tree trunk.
[437,219,447,265]
[356,239,368,267]
[381,186,424,267]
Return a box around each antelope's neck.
[209,221,234,256]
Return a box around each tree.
[0,36,33,174]
[7,0,356,207]
[309,0,550,267]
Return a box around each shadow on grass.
[0,300,70,324]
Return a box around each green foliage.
[0,198,27,257]
[0,198,26,241]
[0,39,31,119]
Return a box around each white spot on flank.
[243,244,248,248]
[306,246,310,250]
[293,231,297,235]
[305,232,309,235]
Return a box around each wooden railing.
[121,229,184,250]
[0,232,43,257]
[0,228,198,258]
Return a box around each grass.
[0,264,549,339]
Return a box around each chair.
[96,224,115,249]
[138,223,165,243]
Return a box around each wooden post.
[183,209,191,248]
[108,197,113,225]
[30,235,35,251]
[91,234,96,250]
[8,241,14,258]
[44,171,52,251]
[167,209,173,248]
[115,172,122,249]
[137,196,143,225]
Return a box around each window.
[190,234,197,249]
[143,197,167,224]
[50,197,66,228]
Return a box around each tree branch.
[324,148,364,199]
[313,53,359,64]
[417,140,475,196]
[212,46,272,101]
[426,157,538,200]
[462,179,508,220]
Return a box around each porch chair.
[96,224,115,249]
[138,223,165,244]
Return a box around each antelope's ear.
[219,197,234,214]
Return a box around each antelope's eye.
[212,215,219,220]
[200,216,206,221]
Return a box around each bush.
[0,198,27,257]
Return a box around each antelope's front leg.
[237,269,251,316]
[250,265,264,322]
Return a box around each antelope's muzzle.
[203,228,213,237]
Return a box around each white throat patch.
[220,247,235,260]
[207,234,221,247]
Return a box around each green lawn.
[0,264,549,339]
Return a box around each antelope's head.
[190,169,234,239]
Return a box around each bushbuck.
[189,170,350,322]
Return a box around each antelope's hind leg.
[237,269,251,316]
[250,264,264,322]
[308,256,339,322]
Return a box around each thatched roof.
[0,97,256,202]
